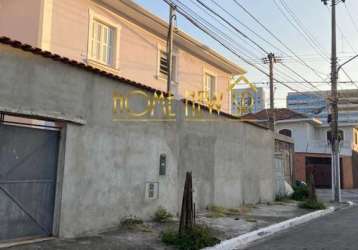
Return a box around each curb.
[204,206,335,250]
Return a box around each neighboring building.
[0,0,246,113]
[231,87,265,115]
[243,108,358,189]
[287,90,358,124]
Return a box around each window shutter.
[90,20,115,66]
[160,50,168,77]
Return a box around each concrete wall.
[0,44,274,237]
[341,157,354,189]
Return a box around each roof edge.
[110,0,246,74]
[0,37,268,130]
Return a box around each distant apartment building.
[287,89,358,124]
[231,87,265,115]
[0,0,246,113]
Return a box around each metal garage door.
[0,123,60,242]
[306,157,343,189]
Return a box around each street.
[245,205,358,250]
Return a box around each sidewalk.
[2,201,316,250]
[197,201,311,241]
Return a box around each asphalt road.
[245,205,358,250]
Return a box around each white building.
[243,108,358,189]
[275,118,356,157]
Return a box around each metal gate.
[0,123,60,241]
[274,153,286,197]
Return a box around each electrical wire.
[233,0,329,80]
[195,0,326,92]
[162,0,329,100]
[175,0,319,91]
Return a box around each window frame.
[156,44,177,82]
[279,129,292,138]
[203,68,217,101]
[87,9,121,71]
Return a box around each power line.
[326,5,358,54]
[174,0,320,91]
[344,2,358,35]
[185,0,263,59]
[232,0,328,81]
[195,0,328,92]
[195,0,268,54]
[280,0,330,59]
[162,0,329,100]
[323,5,358,88]
[207,0,288,56]
[273,0,329,62]
[274,0,358,90]
[166,0,357,107]
[280,63,323,91]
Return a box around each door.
[308,163,331,188]
[306,157,343,189]
[0,123,60,242]
[274,153,286,197]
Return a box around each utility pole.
[166,4,176,94]
[331,0,340,203]
[263,53,279,131]
[322,0,345,202]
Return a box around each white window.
[90,20,115,66]
[203,71,216,100]
[88,10,120,70]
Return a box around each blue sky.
[134,0,358,107]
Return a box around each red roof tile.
[241,108,308,121]
[0,36,159,93]
[0,36,269,129]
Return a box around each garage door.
[0,123,60,242]
[306,157,343,189]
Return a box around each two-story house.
[242,108,358,189]
[0,0,246,113]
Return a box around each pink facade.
[0,0,245,113]
[0,0,42,46]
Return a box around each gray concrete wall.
[0,44,275,238]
